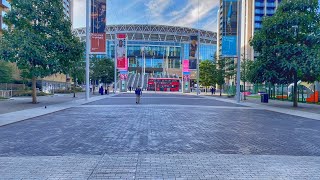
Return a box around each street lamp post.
[236,0,242,103]
[85,0,90,100]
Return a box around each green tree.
[0,61,13,83]
[216,58,226,96]
[59,35,85,98]
[90,56,114,94]
[240,58,254,100]
[0,0,75,103]
[250,0,320,107]
[199,60,216,91]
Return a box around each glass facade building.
[254,0,281,30]
[74,24,217,78]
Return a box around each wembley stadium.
[73,24,217,90]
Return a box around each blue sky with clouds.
[73,0,220,31]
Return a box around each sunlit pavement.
[1,93,320,179]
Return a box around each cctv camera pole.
[85,0,90,100]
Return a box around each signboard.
[116,34,128,70]
[91,0,106,53]
[189,35,198,70]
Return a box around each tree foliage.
[0,0,81,103]
[250,0,320,107]
[199,60,216,87]
[90,56,114,85]
[0,61,13,83]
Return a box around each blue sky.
[73,0,220,31]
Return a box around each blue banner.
[222,36,237,56]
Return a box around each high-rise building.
[0,0,9,34]
[217,0,282,60]
[242,0,281,60]
[62,0,73,24]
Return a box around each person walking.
[210,87,214,95]
[135,86,142,104]
[213,87,216,94]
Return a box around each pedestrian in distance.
[135,86,142,104]
[210,87,214,95]
[99,86,104,95]
[213,87,216,94]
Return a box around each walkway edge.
[202,95,320,121]
[0,94,116,127]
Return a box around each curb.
[0,94,117,127]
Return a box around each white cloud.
[72,0,220,31]
[72,0,86,28]
[145,0,171,23]
[168,0,219,29]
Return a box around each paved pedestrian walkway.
[0,93,113,127]
[1,92,320,179]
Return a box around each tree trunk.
[244,81,246,100]
[219,84,222,96]
[32,76,37,104]
[73,76,76,98]
[293,72,298,107]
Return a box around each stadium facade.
[73,24,217,88]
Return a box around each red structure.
[147,78,180,92]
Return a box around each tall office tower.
[217,0,282,60]
[243,0,281,60]
[0,0,8,34]
[62,0,73,24]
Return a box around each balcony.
[267,3,276,8]
[255,9,264,14]
[255,2,264,8]
[266,10,275,15]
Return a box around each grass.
[246,95,261,99]
[0,97,8,100]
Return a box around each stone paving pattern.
[1,93,320,179]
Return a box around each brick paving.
[0,93,320,179]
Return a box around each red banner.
[91,33,106,53]
[116,34,127,70]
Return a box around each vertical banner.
[91,0,106,53]
[116,34,128,70]
[222,0,238,57]
[119,70,128,80]
[189,35,198,70]
[183,59,190,72]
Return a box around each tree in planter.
[199,60,217,93]
[0,0,75,103]
[250,0,320,107]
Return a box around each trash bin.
[261,93,269,103]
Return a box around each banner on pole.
[90,0,106,53]
[183,59,190,72]
[183,72,191,81]
[189,35,198,70]
[116,34,128,70]
[221,0,238,57]
[119,70,128,80]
